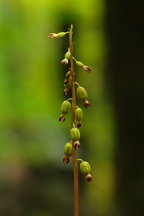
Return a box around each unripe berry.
[64,142,72,156]
[80,161,91,175]
[61,100,71,114]
[70,127,80,141]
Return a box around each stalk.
[69,24,79,216]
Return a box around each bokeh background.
[0,0,144,216]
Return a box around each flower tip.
[84,100,90,108]
[61,59,68,65]
[59,115,65,122]
[77,122,81,128]
[74,141,80,150]
[48,33,56,39]
[83,66,91,73]
[63,156,70,164]
[85,173,92,182]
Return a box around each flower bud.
[66,71,71,78]
[64,76,72,89]
[75,108,83,121]
[74,140,80,150]
[65,51,71,60]
[76,61,84,67]
[64,142,72,156]
[61,58,68,65]
[85,173,92,182]
[48,32,68,39]
[77,86,88,101]
[80,161,91,175]
[70,127,80,141]
[61,100,71,114]
[75,60,91,72]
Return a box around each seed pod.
[75,108,83,121]
[64,142,72,156]
[77,86,88,101]
[70,127,80,141]
[65,51,71,60]
[80,161,91,175]
[85,173,92,182]
[61,100,71,114]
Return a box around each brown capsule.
[85,173,92,182]
[63,156,70,164]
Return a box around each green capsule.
[65,51,71,60]
[76,61,84,67]
[77,86,88,101]
[61,100,71,114]
[75,108,83,121]
[64,142,72,156]
[80,161,91,175]
[70,127,80,141]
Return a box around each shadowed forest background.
[0,0,144,216]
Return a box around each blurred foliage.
[0,0,116,215]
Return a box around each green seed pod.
[76,61,84,67]
[80,161,91,175]
[77,86,88,101]
[75,108,83,121]
[61,100,71,114]
[70,127,80,141]
[64,142,72,156]
[65,51,71,60]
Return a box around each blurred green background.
[0,0,144,216]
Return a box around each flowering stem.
[69,24,79,216]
